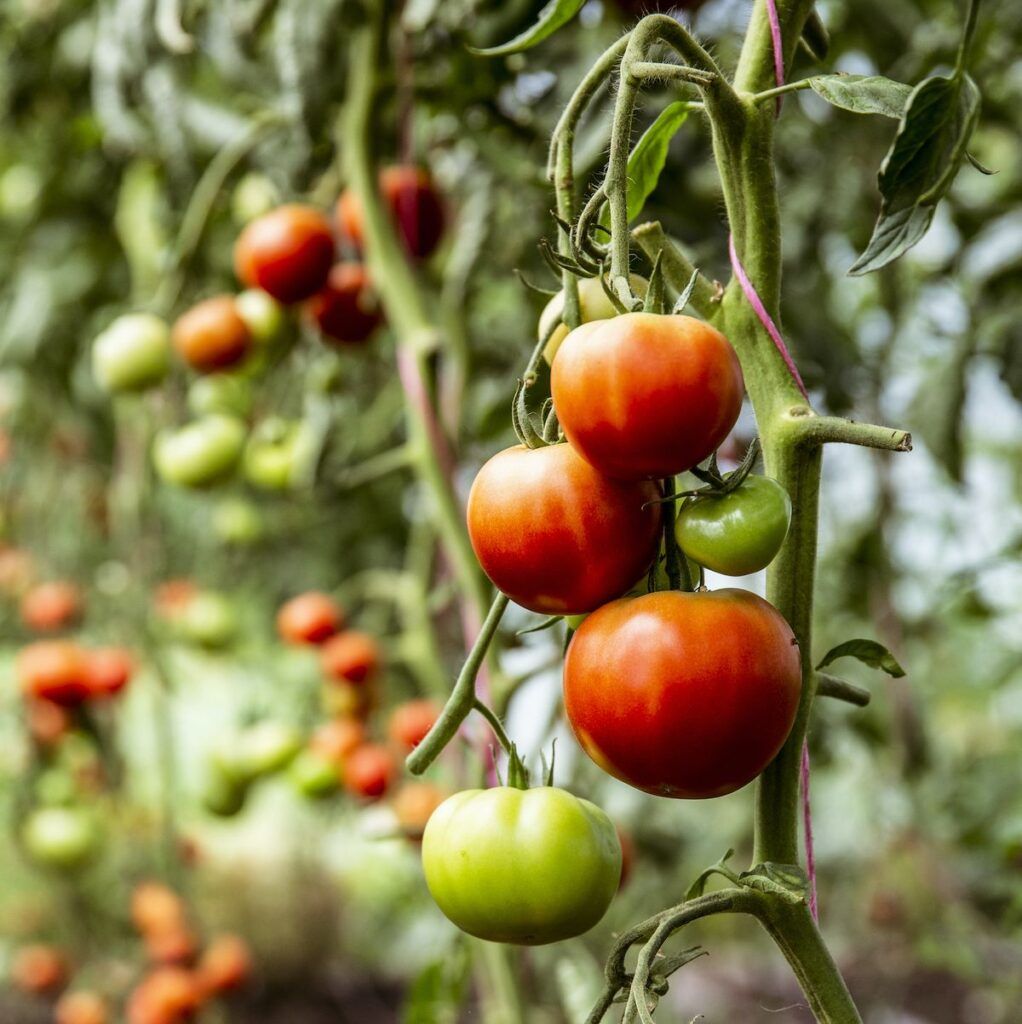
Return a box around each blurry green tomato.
[243,418,317,491]
[212,497,263,546]
[34,769,77,807]
[153,415,246,488]
[288,749,340,799]
[202,767,249,818]
[176,590,238,649]
[92,313,171,393]
[235,289,283,345]
[231,172,281,225]
[187,374,253,419]
[22,806,100,871]
[234,721,302,780]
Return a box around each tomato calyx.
[689,437,762,498]
[511,376,558,449]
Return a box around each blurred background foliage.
[1,0,1020,1022]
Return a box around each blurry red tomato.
[305,262,383,344]
[11,944,68,994]
[276,591,344,645]
[17,641,89,706]
[20,580,82,632]
[343,743,396,801]
[83,647,134,698]
[387,699,441,752]
[320,631,379,685]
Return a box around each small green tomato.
[92,313,171,393]
[152,415,246,488]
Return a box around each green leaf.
[849,73,981,275]
[816,639,906,678]
[469,0,586,56]
[808,74,912,119]
[738,862,809,905]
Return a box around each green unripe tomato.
[92,313,171,393]
[202,767,249,818]
[675,475,792,576]
[212,497,263,546]
[235,289,283,344]
[231,172,281,224]
[288,749,340,799]
[538,274,648,364]
[187,374,253,419]
[422,786,621,945]
[22,806,100,872]
[153,415,246,488]
[234,721,302,780]
[176,590,238,649]
[34,769,78,807]
[243,417,317,492]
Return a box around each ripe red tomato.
[337,165,444,260]
[20,580,81,632]
[387,699,441,752]
[234,205,335,303]
[305,262,383,344]
[196,934,251,996]
[310,717,366,766]
[564,589,801,798]
[320,631,379,685]
[17,641,89,706]
[83,646,134,698]
[343,743,396,801]
[56,990,110,1024]
[144,927,198,966]
[126,967,202,1024]
[466,443,661,614]
[276,591,344,645]
[551,313,744,480]
[172,296,251,373]
[11,944,69,995]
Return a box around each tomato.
[551,313,744,480]
[305,261,383,344]
[288,748,340,798]
[234,288,283,344]
[175,590,237,649]
[212,497,263,546]
[187,373,253,419]
[126,967,202,1024]
[564,589,801,798]
[309,717,365,766]
[387,699,441,752]
[277,591,344,645]
[243,417,317,491]
[320,631,380,685]
[538,274,647,363]
[467,443,661,614]
[343,743,396,801]
[201,768,247,818]
[231,172,280,225]
[196,935,251,996]
[132,882,187,936]
[22,805,100,870]
[422,786,621,944]
[11,944,68,994]
[92,313,171,393]
[392,781,447,837]
[83,646,134,698]
[676,475,792,576]
[337,165,444,260]
[144,927,198,966]
[20,580,82,632]
[323,679,375,719]
[172,296,251,373]
[234,721,301,779]
[25,697,71,746]
[234,205,335,303]
[56,991,110,1024]
[18,641,89,705]
[153,415,246,489]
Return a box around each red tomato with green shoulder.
[551,313,744,480]
[422,786,621,945]
[466,443,661,615]
[563,589,801,798]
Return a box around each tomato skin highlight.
[234,205,335,303]
[466,444,661,615]
[305,262,383,344]
[563,589,802,799]
[172,296,251,373]
[676,475,792,576]
[422,786,621,945]
[551,313,744,480]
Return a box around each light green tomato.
[422,786,621,945]
[243,417,317,492]
[22,806,100,872]
[92,313,171,393]
[235,289,283,345]
[212,497,264,546]
[538,274,648,364]
[231,172,280,224]
[288,749,340,799]
[202,766,249,818]
[176,590,238,649]
[153,415,246,488]
[234,721,302,780]
[187,374,253,419]
[675,475,792,577]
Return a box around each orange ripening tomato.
[131,882,188,937]
[551,313,744,480]
[310,717,366,767]
[17,641,90,706]
[196,934,252,997]
[276,591,344,645]
[392,781,447,837]
[563,589,802,799]
[234,205,335,304]
[337,165,444,261]
[343,743,397,801]
[25,697,72,746]
[387,699,441,752]
[83,647,134,699]
[11,944,69,994]
[56,991,110,1024]
[466,443,661,615]
[305,262,383,344]
[320,631,380,686]
[126,968,202,1024]
[172,296,251,373]
[144,927,198,966]
[20,580,82,632]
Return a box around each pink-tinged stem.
[801,740,819,921]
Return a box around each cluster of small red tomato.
[7,883,252,1024]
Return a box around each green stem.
[473,698,515,759]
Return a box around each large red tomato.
[172,296,251,373]
[234,205,335,303]
[551,313,744,480]
[337,166,445,260]
[563,589,802,798]
[466,443,661,615]
[305,262,383,344]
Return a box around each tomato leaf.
[816,639,906,678]
[808,74,912,119]
[738,862,809,905]
[469,0,586,57]
[849,72,981,275]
